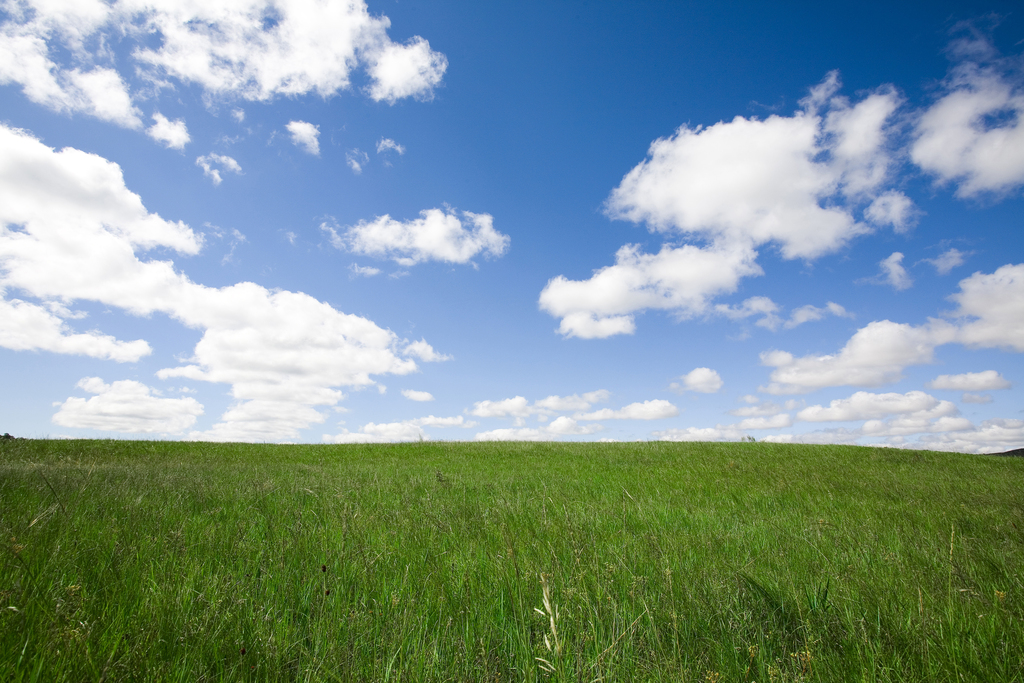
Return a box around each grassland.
[0,438,1022,682]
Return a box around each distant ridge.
[993,448,1024,457]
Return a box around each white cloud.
[402,389,434,402]
[231,108,245,123]
[0,294,150,362]
[864,192,920,233]
[475,416,601,441]
[471,390,612,423]
[403,339,451,362]
[925,248,967,274]
[926,370,1011,391]
[332,208,510,266]
[0,1,447,134]
[365,36,447,103]
[605,74,901,258]
[577,399,678,421]
[653,425,746,442]
[147,113,190,149]
[911,35,1024,197]
[286,120,320,155]
[541,73,909,338]
[736,414,793,430]
[918,419,1024,454]
[729,400,793,417]
[949,263,1024,352]
[325,421,426,443]
[324,415,473,443]
[796,390,946,422]
[196,153,242,185]
[715,298,851,331]
[671,367,723,394]
[540,242,761,338]
[760,320,957,394]
[186,400,329,442]
[346,149,368,174]
[0,28,143,128]
[763,397,975,449]
[349,263,381,278]
[470,396,531,418]
[714,296,780,330]
[377,138,405,155]
[877,252,913,290]
[784,302,852,328]
[411,415,471,428]
[758,263,1024,395]
[0,124,433,442]
[534,390,610,412]
[52,377,203,433]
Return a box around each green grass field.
[1,438,1022,682]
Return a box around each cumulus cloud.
[0,294,150,362]
[0,124,434,442]
[286,120,320,155]
[329,208,510,266]
[924,248,967,274]
[917,419,1024,454]
[606,73,901,256]
[926,370,1011,391]
[470,390,611,423]
[349,263,380,278]
[470,396,531,419]
[759,263,1024,395]
[864,192,920,233]
[53,377,203,433]
[540,242,760,338]
[196,153,242,185]
[764,390,975,448]
[402,389,434,402]
[715,298,852,331]
[147,113,190,149]
[321,415,481,442]
[542,73,908,337]
[949,263,1024,352]
[760,320,957,394]
[671,367,723,393]
[403,339,451,362]
[534,390,611,412]
[325,421,426,443]
[911,31,1024,197]
[736,414,793,430]
[876,252,913,290]
[729,399,798,417]
[475,416,601,441]
[796,390,948,422]
[714,296,781,330]
[576,399,678,421]
[784,302,852,328]
[0,0,447,132]
[653,425,746,442]
[365,36,448,103]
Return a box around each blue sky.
[1,0,1023,451]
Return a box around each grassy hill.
[1,439,1021,681]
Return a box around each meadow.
[0,438,1021,682]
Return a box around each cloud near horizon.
[0,124,443,441]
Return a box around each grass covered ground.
[0,439,1022,682]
